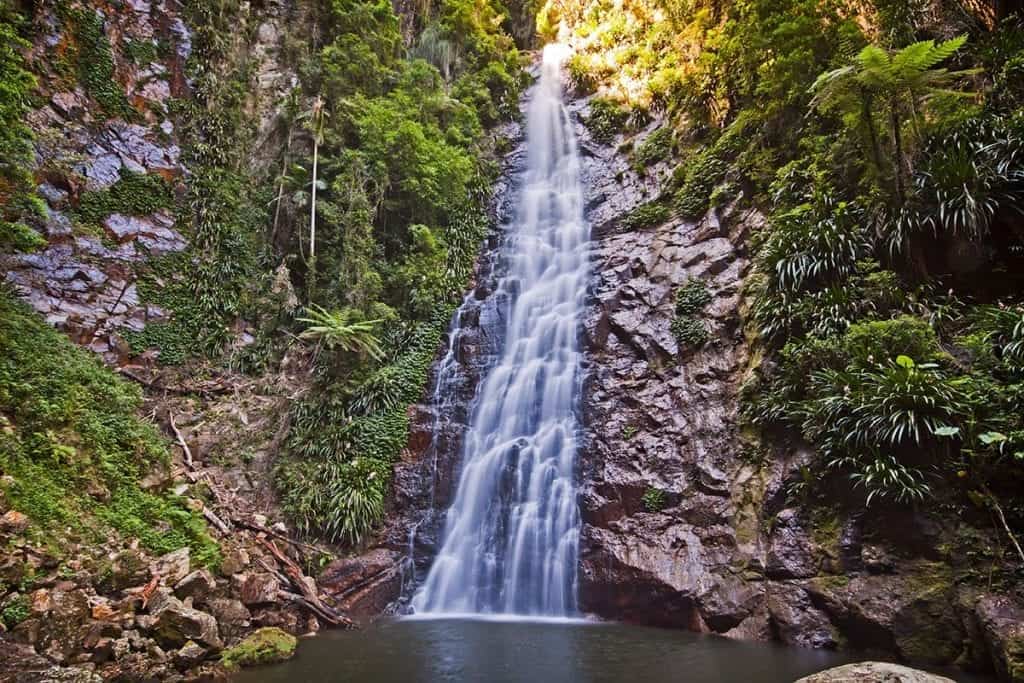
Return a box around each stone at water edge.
[794,662,955,682]
[220,627,297,670]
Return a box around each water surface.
[237,618,870,683]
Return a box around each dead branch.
[168,412,193,469]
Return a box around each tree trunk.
[889,100,905,204]
[309,138,318,261]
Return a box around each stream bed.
[233,617,985,682]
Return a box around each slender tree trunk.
[309,138,318,261]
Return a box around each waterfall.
[411,44,588,617]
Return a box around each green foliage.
[297,305,384,360]
[675,279,712,316]
[671,315,709,348]
[74,171,176,225]
[641,487,668,512]
[0,292,218,564]
[66,7,131,117]
[672,279,712,349]
[1,594,29,629]
[673,152,727,219]
[0,12,42,251]
[585,98,629,143]
[620,201,669,231]
[634,127,673,167]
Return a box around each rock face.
[564,90,1024,681]
[795,662,956,683]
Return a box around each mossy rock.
[221,627,298,670]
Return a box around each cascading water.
[411,44,588,617]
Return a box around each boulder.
[173,640,208,669]
[205,598,252,644]
[149,590,222,650]
[151,548,191,586]
[174,569,216,603]
[220,627,297,670]
[0,510,29,534]
[766,582,837,649]
[974,594,1024,682]
[795,662,955,682]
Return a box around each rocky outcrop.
[568,90,1023,680]
[794,662,956,683]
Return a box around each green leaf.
[896,355,915,369]
[979,431,1008,445]
[933,426,960,437]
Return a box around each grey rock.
[795,662,955,682]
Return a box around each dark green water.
[233,617,980,683]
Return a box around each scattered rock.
[239,573,279,606]
[150,591,223,650]
[152,548,191,586]
[173,640,208,669]
[174,569,216,603]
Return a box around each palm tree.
[810,36,978,202]
[297,304,384,361]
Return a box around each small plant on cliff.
[641,487,668,512]
[672,279,712,349]
[585,98,630,143]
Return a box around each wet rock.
[766,582,837,649]
[766,510,819,580]
[974,594,1024,682]
[795,662,955,682]
[318,549,405,620]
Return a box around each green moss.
[672,279,712,349]
[221,627,298,669]
[0,292,219,565]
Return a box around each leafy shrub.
[675,279,712,316]
[672,279,712,349]
[74,171,175,225]
[1,594,29,629]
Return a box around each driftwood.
[256,552,353,628]
[233,518,323,555]
[117,367,237,397]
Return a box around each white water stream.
[411,44,588,616]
